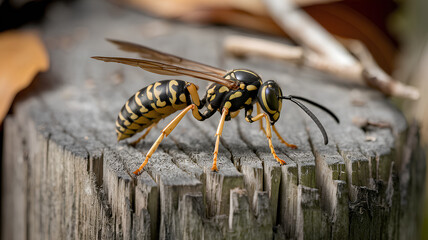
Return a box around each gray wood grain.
[1,0,425,239]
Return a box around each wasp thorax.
[224,69,261,84]
[258,80,283,124]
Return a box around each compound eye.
[258,80,282,114]
[265,87,279,111]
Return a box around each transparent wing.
[92,56,238,89]
[107,39,228,76]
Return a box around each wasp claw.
[276,158,287,165]
[289,144,298,149]
[211,165,219,172]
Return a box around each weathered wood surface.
[1,1,426,239]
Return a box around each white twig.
[224,36,303,61]
[264,0,356,66]
[294,0,342,6]
[344,39,420,100]
[223,0,420,100]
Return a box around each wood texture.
[1,1,425,239]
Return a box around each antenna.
[280,95,339,145]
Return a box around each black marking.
[283,95,340,124]
[227,69,261,84]
[116,79,191,139]
[281,95,331,145]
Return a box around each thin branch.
[223,0,420,100]
[343,39,420,100]
[263,0,356,66]
[294,0,342,6]
[224,36,303,62]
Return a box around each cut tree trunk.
[1,1,425,239]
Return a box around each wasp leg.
[256,103,267,136]
[230,110,240,119]
[212,107,229,172]
[133,104,196,175]
[186,82,215,121]
[250,113,286,165]
[129,123,157,147]
[254,103,296,149]
[272,125,298,149]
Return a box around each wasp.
[92,39,339,175]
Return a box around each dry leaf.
[0,30,49,124]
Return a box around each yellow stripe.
[128,122,143,130]
[224,101,232,109]
[173,103,187,110]
[245,98,252,105]
[125,101,138,120]
[119,112,125,121]
[140,104,149,113]
[134,116,152,124]
[134,91,143,106]
[156,99,166,107]
[154,105,176,115]
[168,80,178,105]
[124,129,135,135]
[219,86,229,93]
[246,85,257,91]
[273,112,280,121]
[230,110,240,118]
[118,112,131,126]
[146,84,153,100]
[261,85,276,114]
[153,82,166,107]
[150,103,158,110]
[207,87,215,94]
[229,92,242,100]
[143,110,161,119]
[236,69,260,78]
[179,93,186,103]
[116,131,130,141]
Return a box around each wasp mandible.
[92,39,340,175]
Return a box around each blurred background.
[0,0,427,238]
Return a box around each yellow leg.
[251,113,286,165]
[129,123,157,147]
[212,108,229,172]
[133,104,195,175]
[186,82,208,121]
[257,103,297,149]
[256,103,267,136]
[230,110,240,119]
[272,125,298,149]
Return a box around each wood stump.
[1,1,425,239]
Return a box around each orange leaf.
[0,30,49,124]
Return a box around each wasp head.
[258,80,340,145]
[257,80,283,124]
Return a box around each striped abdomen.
[116,80,190,141]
